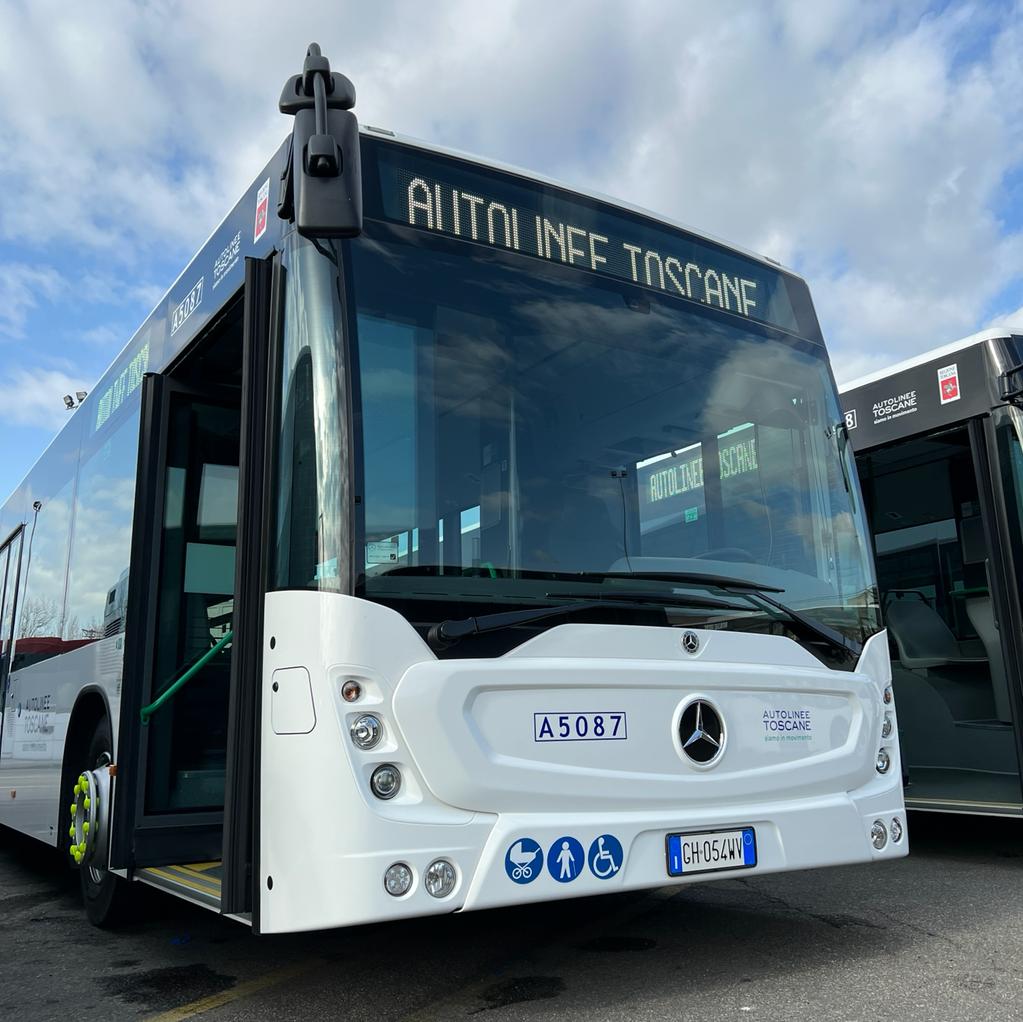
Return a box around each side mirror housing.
[278,46,363,239]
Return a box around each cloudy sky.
[0,0,1021,500]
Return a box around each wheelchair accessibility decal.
[505,838,544,884]
[588,834,624,879]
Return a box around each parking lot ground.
[2,812,1022,1022]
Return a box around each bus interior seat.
[959,515,1013,722]
[964,597,1011,721]
[885,597,987,670]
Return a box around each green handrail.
[140,629,233,725]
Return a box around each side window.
[0,540,12,685]
[15,444,80,669]
[64,405,140,641]
[17,482,74,663]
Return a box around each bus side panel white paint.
[0,636,123,844]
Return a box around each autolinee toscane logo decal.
[762,708,813,743]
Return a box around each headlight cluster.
[877,687,896,774]
[344,680,458,902]
[872,816,905,850]
[342,679,404,801]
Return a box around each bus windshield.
[337,219,879,649]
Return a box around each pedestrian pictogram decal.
[547,836,584,883]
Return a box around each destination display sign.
[636,425,760,535]
[365,139,810,337]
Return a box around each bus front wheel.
[71,716,130,927]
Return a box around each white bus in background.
[0,44,905,933]
[841,328,1023,816]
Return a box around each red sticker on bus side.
[254,178,270,243]
[938,363,960,405]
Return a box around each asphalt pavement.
[1,812,1021,1021]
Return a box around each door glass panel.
[860,425,1022,806]
[145,398,239,813]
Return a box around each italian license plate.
[666,827,757,877]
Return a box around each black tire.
[75,716,131,927]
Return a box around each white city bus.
[0,46,905,933]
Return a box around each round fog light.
[341,679,362,702]
[891,817,904,843]
[424,858,457,898]
[350,714,382,750]
[876,748,891,774]
[384,862,413,896]
[370,764,402,800]
[882,713,894,739]
[871,820,888,850]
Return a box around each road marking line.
[143,960,321,1022]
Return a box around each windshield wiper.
[600,570,861,660]
[427,591,742,652]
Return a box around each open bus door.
[109,256,279,923]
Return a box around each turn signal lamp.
[341,679,362,702]
[883,686,893,705]
[876,748,891,774]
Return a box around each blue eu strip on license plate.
[666,827,757,877]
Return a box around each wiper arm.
[427,592,742,652]
[550,591,743,610]
[599,570,861,660]
[737,590,862,660]
[600,570,784,593]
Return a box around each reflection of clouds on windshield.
[700,340,813,435]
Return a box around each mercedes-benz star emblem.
[681,630,700,654]
[679,699,725,765]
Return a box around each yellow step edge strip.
[144,866,221,897]
[183,861,222,874]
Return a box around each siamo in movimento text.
[406,177,762,319]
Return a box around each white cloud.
[0,365,94,431]
[0,263,61,339]
[987,304,1023,331]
